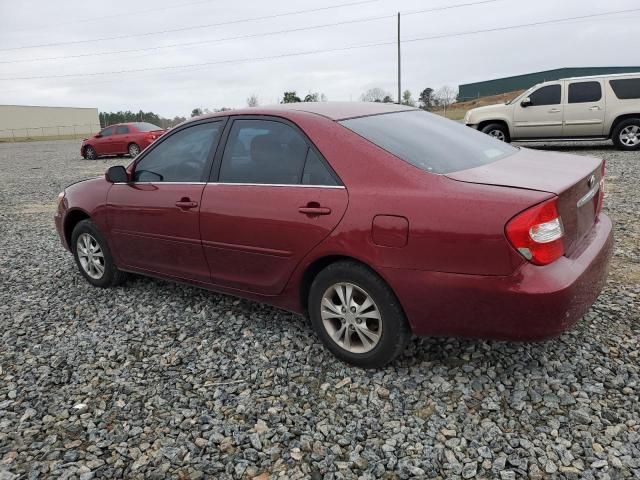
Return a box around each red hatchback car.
[56,103,612,367]
[81,122,165,160]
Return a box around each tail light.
[146,133,158,141]
[505,197,564,266]
[596,160,605,215]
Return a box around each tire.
[308,261,411,368]
[84,146,97,160]
[71,219,126,288]
[612,118,640,151]
[128,143,141,158]
[481,123,510,143]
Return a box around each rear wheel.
[128,143,141,158]
[71,219,126,288]
[481,123,510,143]
[308,261,411,368]
[612,118,640,151]
[84,146,97,160]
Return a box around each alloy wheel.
[320,282,382,354]
[129,144,140,157]
[620,125,640,147]
[488,129,506,142]
[85,147,96,160]
[76,233,105,279]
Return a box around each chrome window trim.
[113,181,345,189]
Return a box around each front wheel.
[612,119,640,151]
[71,220,126,288]
[128,143,141,158]
[481,123,510,143]
[84,146,97,160]
[308,261,411,368]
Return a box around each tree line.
[99,86,459,128]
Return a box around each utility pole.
[397,12,401,104]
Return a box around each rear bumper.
[380,213,613,340]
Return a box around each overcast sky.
[0,0,638,117]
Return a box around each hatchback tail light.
[596,160,605,215]
[505,197,564,266]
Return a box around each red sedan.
[56,103,612,368]
[81,122,164,160]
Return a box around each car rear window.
[340,110,516,174]
[134,122,161,132]
[609,78,640,100]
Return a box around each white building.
[0,105,100,141]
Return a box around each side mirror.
[105,165,128,183]
[95,133,103,138]
[520,97,532,108]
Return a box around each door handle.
[175,198,198,209]
[548,108,561,113]
[589,106,601,111]
[299,205,331,216]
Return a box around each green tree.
[191,108,203,117]
[418,88,435,110]
[401,90,415,107]
[281,91,302,103]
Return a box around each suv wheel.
[71,220,127,288]
[308,261,411,368]
[481,123,510,142]
[613,119,640,151]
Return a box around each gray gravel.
[0,139,639,479]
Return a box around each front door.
[513,83,563,139]
[199,117,348,295]
[107,120,225,282]
[563,80,606,137]
[95,126,115,155]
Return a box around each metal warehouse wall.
[0,105,100,140]
[459,66,640,100]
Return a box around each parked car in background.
[81,122,165,160]
[57,102,612,367]
[465,73,640,150]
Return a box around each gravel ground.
[0,139,638,480]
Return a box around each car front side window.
[100,126,114,137]
[528,85,561,106]
[133,122,222,182]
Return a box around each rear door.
[113,125,131,154]
[199,116,348,295]
[107,119,225,281]
[563,79,606,137]
[513,83,563,138]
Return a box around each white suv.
[464,73,640,151]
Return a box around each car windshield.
[134,122,161,132]
[340,110,517,174]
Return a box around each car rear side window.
[134,122,162,132]
[219,120,310,185]
[115,126,129,134]
[610,78,640,99]
[133,121,222,182]
[302,149,338,186]
[528,84,561,106]
[340,110,516,174]
[568,81,602,103]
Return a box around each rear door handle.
[299,206,331,215]
[548,108,561,113]
[589,106,601,111]
[176,199,198,209]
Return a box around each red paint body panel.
[199,184,348,295]
[57,104,613,342]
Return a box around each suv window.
[340,110,516,174]
[568,81,602,103]
[610,78,640,99]
[219,119,310,185]
[100,126,114,137]
[528,85,561,106]
[115,126,130,134]
[133,122,222,182]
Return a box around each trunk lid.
[445,147,604,255]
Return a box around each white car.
[464,73,640,151]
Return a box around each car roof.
[196,101,417,122]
